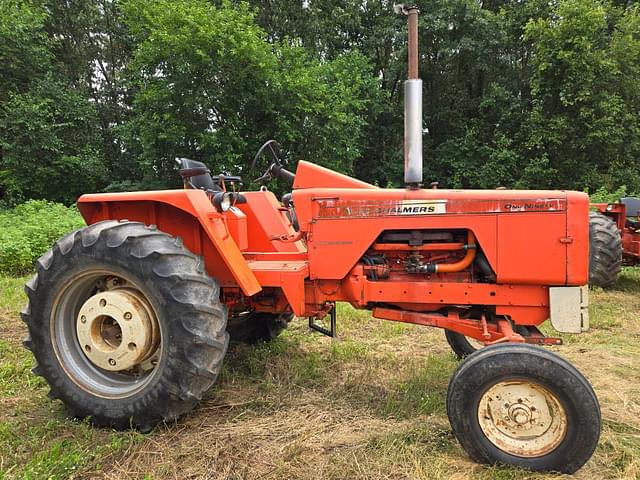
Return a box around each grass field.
[0,271,639,479]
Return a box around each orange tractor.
[23,6,600,474]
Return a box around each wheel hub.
[477,380,567,458]
[76,289,159,371]
[508,404,532,425]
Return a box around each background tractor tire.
[447,344,600,474]
[22,220,228,431]
[227,312,294,344]
[589,212,622,288]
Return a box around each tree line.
[1,0,639,205]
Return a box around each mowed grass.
[0,271,639,479]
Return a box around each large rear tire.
[447,344,600,474]
[227,312,293,344]
[22,220,228,431]
[589,212,622,288]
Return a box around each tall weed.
[0,200,84,275]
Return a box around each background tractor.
[22,6,600,474]
[589,198,640,287]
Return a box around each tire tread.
[589,212,622,288]
[21,220,228,430]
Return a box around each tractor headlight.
[213,192,234,212]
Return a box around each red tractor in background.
[22,6,601,474]
[589,198,640,287]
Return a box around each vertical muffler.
[395,5,423,187]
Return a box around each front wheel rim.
[51,271,162,399]
[477,380,568,458]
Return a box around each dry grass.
[0,271,639,479]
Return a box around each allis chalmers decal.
[314,198,566,219]
[378,200,447,215]
[316,199,447,218]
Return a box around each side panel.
[566,192,590,284]
[77,190,262,295]
[496,213,566,285]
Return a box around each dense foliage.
[0,200,84,274]
[1,0,640,205]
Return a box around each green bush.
[588,185,631,204]
[0,200,85,275]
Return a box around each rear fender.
[77,190,262,296]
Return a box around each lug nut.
[99,298,107,307]
[108,358,116,366]
[80,315,86,323]
[124,312,132,320]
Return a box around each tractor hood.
[291,177,589,287]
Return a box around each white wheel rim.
[76,288,159,371]
[477,380,567,458]
[51,271,162,398]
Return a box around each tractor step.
[309,306,337,337]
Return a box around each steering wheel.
[251,140,281,183]
[251,140,296,183]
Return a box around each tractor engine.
[361,229,491,284]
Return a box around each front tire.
[447,344,600,474]
[22,220,229,430]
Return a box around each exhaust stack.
[396,5,423,187]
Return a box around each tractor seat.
[620,197,640,218]
[178,158,221,192]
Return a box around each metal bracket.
[309,306,336,337]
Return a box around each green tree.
[602,3,640,193]
[119,0,373,186]
[0,0,50,101]
[0,1,106,204]
[3,0,640,201]
[523,0,637,190]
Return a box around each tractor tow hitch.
[309,305,337,337]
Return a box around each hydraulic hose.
[434,231,477,273]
